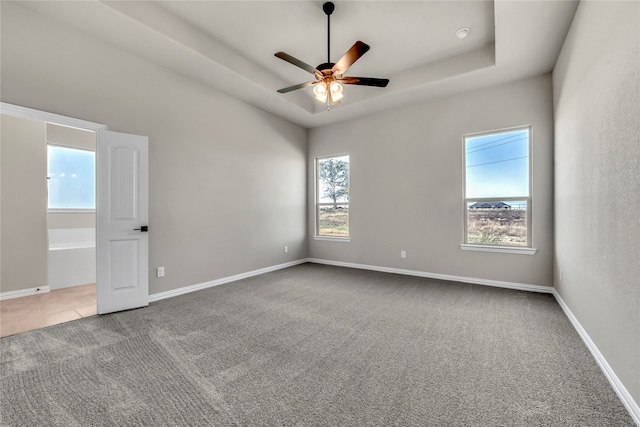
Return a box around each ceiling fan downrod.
[323,2,335,64]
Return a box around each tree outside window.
[316,155,349,237]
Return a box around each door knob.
[134,226,148,232]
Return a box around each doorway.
[47,122,97,292]
[0,115,100,337]
[1,103,150,337]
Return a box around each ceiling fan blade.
[277,81,315,94]
[275,52,319,75]
[332,41,370,75]
[340,77,390,87]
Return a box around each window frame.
[461,125,534,253]
[47,143,96,213]
[314,154,351,242]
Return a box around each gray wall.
[1,2,308,296]
[553,1,640,406]
[0,115,48,293]
[308,75,554,286]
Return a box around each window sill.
[460,244,537,255]
[48,209,96,214]
[314,236,352,243]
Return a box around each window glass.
[316,155,349,237]
[464,128,530,247]
[465,129,529,198]
[47,145,95,210]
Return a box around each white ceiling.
[16,0,579,129]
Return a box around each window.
[463,126,531,248]
[316,155,349,238]
[47,145,96,210]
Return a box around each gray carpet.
[0,263,634,426]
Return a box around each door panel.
[96,130,148,314]
[109,240,138,290]
[111,146,137,219]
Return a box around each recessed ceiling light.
[456,28,470,39]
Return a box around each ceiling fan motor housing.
[316,62,336,72]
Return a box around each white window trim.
[315,154,350,240]
[48,208,96,214]
[462,125,533,249]
[460,244,537,255]
[313,236,352,243]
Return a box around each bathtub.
[48,227,96,290]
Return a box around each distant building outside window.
[464,126,531,246]
[316,155,349,237]
[47,145,96,210]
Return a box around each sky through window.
[465,129,529,198]
[47,145,96,209]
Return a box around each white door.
[96,130,149,314]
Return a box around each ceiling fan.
[275,1,389,110]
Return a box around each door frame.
[1,103,108,132]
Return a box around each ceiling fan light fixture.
[314,79,343,105]
[330,81,344,102]
[313,81,328,102]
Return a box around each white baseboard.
[151,257,551,304]
[307,258,554,294]
[0,286,50,301]
[553,291,640,426]
[148,259,308,303]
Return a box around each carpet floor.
[0,263,634,426]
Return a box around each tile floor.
[0,283,96,338]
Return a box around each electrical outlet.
[157,267,165,278]
[401,250,407,259]
[284,246,288,254]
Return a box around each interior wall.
[0,115,48,293]
[46,122,96,229]
[553,0,640,406]
[308,74,554,286]
[0,2,308,296]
